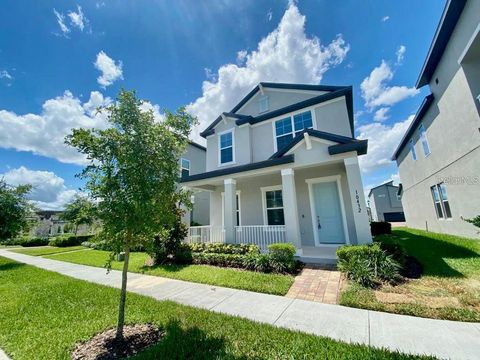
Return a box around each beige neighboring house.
[392,0,480,238]
[181,82,372,263]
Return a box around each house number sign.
[355,190,362,213]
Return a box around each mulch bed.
[401,256,423,279]
[71,324,163,360]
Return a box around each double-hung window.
[409,139,417,161]
[180,158,190,178]
[263,188,285,225]
[219,130,234,165]
[431,182,452,219]
[418,123,431,156]
[274,110,313,151]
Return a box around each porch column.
[224,178,236,244]
[344,157,372,244]
[281,169,302,253]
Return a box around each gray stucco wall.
[237,88,323,117]
[206,94,353,170]
[397,0,480,238]
[208,163,358,246]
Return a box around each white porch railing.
[235,225,286,252]
[186,225,287,252]
[185,226,225,244]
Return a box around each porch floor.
[286,265,342,304]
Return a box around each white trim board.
[306,175,350,246]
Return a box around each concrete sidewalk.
[1,250,479,360]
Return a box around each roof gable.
[200,83,354,138]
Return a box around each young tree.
[61,195,96,234]
[0,180,34,242]
[65,89,196,341]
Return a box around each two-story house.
[181,82,372,262]
[180,141,210,226]
[392,0,480,238]
[368,181,405,223]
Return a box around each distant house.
[392,0,480,238]
[181,82,372,263]
[368,181,405,223]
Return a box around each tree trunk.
[75,224,78,235]
[115,245,130,341]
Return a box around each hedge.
[188,243,260,255]
[0,236,49,247]
[48,234,94,247]
[370,221,392,236]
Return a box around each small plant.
[188,243,260,255]
[337,243,402,288]
[49,234,94,247]
[267,243,296,273]
[3,236,49,247]
[464,215,480,233]
[370,221,392,236]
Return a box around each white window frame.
[258,95,269,113]
[261,185,285,226]
[272,110,315,152]
[221,191,241,226]
[218,128,235,166]
[431,182,452,220]
[418,123,431,157]
[180,158,190,177]
[409,139,417,161]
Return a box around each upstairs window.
[293,111,313,136]
[259,96,269,113]
[274,111,313,151]
[275,117,293,151]
[219,130,234,165]
[180,158,190,178]
[409,139,417,161]
[431,182,452,219]
[419,123,431,156]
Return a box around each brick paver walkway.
[286,265,342,304]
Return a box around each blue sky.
[0,0,444,209]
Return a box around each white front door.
[311,181,346,244]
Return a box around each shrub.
[49,234,94,247]
[267,243,296,273]
[370,221,392,236]
[188,243,260,255]
[337,243,401,288]
[4,236,49,247]
[148,208,188,264]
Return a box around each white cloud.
[361,60,419,109]
[358,115,414,173]
[0,70,13,80]
[373,107,390,122]
[68,5,87,31]
[53,9,70,35]
[267,10,273,21]
[396,45,406,65]
[381,16,390,22]
[186,3,350,143]
[94,51,124,88]
[1,167,78,210]
[236,50,248,65]
[0,91,111,165]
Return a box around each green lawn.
[45,249,294,295]
[0,256,431,359]
[10,246,85,256]
[340,228,480,322]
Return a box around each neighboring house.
[181,82,372,262]
[392,0,480,238]
[368,181,405,222]
[181,141,210,226]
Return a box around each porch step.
[297,256,337,265]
